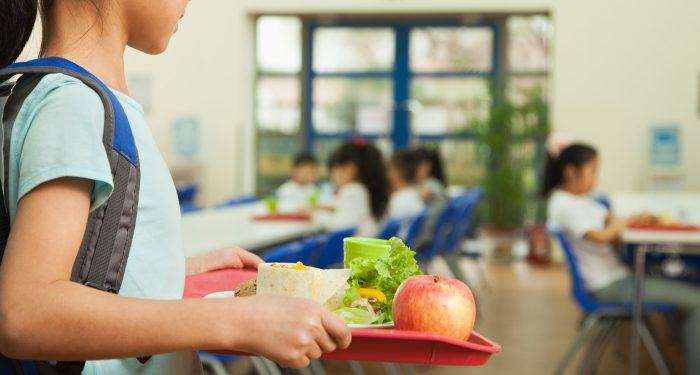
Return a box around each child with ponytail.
[312,140,389,237]
[544,141,700,374]
[0,1,350,373]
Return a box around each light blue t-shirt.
[7,74,201,374]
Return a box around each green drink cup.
[264,195,277,213]
[343,237,391,268]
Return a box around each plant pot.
[479,225,520,262]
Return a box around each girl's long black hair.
[328,141,389,220]
[541,143,598,197]
[415,147,447,186]
[1,1,103,68]
[0,0,39,67]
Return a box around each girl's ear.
[346,163,359,180]
[562,164,577,182]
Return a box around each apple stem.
[433,275,439,283]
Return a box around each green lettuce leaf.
[342,237,422,324]
[333,307,377,325]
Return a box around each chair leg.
[579,319,621,375]
[382,363,403,375]
[259,358,284,375]
[577,319,612,375]
[554,314,599,375]
[200,354,229,375]
[249,357,273,375]
[347,361,366,375]
[639,321,671,375]
[309,360,327,375]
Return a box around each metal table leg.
[629,244,648,375]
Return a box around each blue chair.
[399,209,430,249]
[377,218,402,240]
[179,202,203,214]
[549,229,673,375]
[594,193,612,210]
[443,190,481,256]
[309,227,356,269]
[415,202,457,262]
[176,183,198,204]
[262,235,328,265]
[216,195,259,208]
[262,241,305,263]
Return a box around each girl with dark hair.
[0,1,349,373]
[312,140,389,237]
[414,147,448,205]
[387,150,425,218]
[545,143,700,374]
[276,152,319,210]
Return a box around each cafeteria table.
[181,202,320,256]
[621,227,700,375]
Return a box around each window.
[255,15,552,192]
[255,16,303,194]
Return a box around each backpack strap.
[0,58,144,372]
[0,57,140,293]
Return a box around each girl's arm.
[185,247,263,275]
[0,178,350,367]
[583,216,626,244]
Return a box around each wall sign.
[650,124,681,167]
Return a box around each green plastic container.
[343,237,391,268]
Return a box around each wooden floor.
[225,257,686,375]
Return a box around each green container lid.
[343,237,391,268]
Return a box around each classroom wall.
[121,0,700,204]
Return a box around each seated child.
[544,142,700,375]
[414,147,448,206]
[312,140,389,237]
[276,153,319,211]
[387,150,425,219]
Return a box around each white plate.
[204,290,237,299]
[348,322,394,329]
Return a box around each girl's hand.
[626,213,656,226]
[229,295,352,368]
[186,247,263,275]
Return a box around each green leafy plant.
[472,84,549,229]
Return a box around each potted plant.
[472,84,549,260]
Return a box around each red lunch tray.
[252,213,311,222]
[184,269,501,366]
[628,224,700,232]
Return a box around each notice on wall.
[172,116,201,160]
[650,124,681,167]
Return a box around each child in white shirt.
[387,150,425,219]
[276,153,318,211]
[414,147,448,206]
[312,140,389,238]
[544,143,700,374]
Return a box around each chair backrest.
[548,229,600,313]
[310,227,356,268]
[400,209,430,249]
[417,202,457,260]
[594,193,612,210]
[216,195,259,208]
[180,202,203,214]
[442,190,481,254]
[377,218,402,240]
[261,241,305,263]
[176,184,198,204]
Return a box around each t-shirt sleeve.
[550,196,603,240]
[17,80,114,211]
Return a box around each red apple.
[392,275,476,341]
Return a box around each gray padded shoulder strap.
[0,66,140,295]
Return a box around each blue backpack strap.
[0,58,145,372]
[0,57,137,165]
